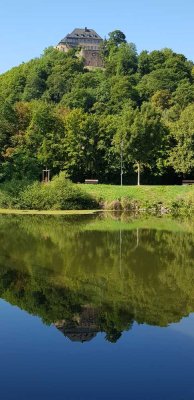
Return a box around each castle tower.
[56,27,103,68]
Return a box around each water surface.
[0,213,194,400]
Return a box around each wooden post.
[42,168,51,183]
[137,162,140,186]
[120,140,123,186]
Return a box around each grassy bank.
[79,184,194,215]
[0,174,194,216]
[0,209,98,215]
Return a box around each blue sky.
[0,0,194,73]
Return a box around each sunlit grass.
[78,184,193,204]
[0,209,98,215]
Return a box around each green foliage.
[172,79,194,109]
[0,33,194,184]
[61,88,96,111]
[106,43,138,76]
[168,104,194,174]
[108,30,127,47]
[18,172,97,210]
[0,190,13,208]
[1,214,194,339]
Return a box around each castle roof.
[59,27,102,44]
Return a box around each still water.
[0,213,194,400]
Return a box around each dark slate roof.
[59,27,102,44]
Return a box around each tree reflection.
[0,214,193,342]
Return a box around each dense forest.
[1,30,194,184]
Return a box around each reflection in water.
[0,214,194,343]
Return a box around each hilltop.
[0,29,194,185]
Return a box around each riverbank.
[0,178,194,216]
[79,184,194,216]
[0,209,98,215]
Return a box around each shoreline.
[0,184,194,217]
[0,209,99,215]
[0,207,189,217]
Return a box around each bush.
[170,194,194,217]
[0,178,32,209]
[0,190,13,208]
[121,197,140,211]
[104,200,122,211]
[1,179,31,197]
[19,172,97,210]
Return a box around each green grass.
[0,209,98,215]
[1,184,194,215]
[77,184,194,215]
[79,184,194,204]
[78,184,192,203]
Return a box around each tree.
[172,80,194,110]
[62,109,99,181]
[137,69,179,100]
[24,101,65,174]
[61,88,96,112]
[97,114,120,182]
[108,30,126,47]
[149,50,166,71]
[138,51,150,76]
[45,52,84,102]
[115,103,166,185]
[151,90,172,111]
[168,104,194,175]
[109,76,138,110]
[22,66,47,101]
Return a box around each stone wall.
[56,45,103,68]
[55,44,69,53]
[80,49,103,68]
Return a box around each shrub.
[0,190,13,208]
[1,179,31,197]
[19,172,97,210]
[121,197,140,211]
[0,178,32,208]
[104,200,122,211]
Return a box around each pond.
[0,213,194,400]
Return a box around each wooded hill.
[1,30,194,184]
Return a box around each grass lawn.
[0,185,193,215]
[78,184,194,206]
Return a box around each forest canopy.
[0,30,194,184]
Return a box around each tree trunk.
[137,162,141,186]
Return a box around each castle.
[56,27,103,68]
